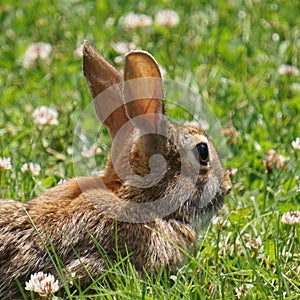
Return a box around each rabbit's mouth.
[187,189,225,230]
[166,182,225,230]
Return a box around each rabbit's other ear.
[83,41,121,97]
[124,51,164,133]
[83,41,129,137]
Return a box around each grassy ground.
[1,0,300,299]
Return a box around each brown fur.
[0,42,231,298]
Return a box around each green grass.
[1,0,300,299]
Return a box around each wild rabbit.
[0,41,232,298]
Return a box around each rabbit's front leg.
[63,254,106,287]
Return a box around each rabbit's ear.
[124,51,165,132]
[83,41,129,137]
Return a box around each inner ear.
[123,51,165,132]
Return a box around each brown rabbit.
[0,41,232,298]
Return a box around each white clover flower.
[221,123,241,144]
[235,283,254,299]
[245,237,263,252]
[114,56,123,64]
[278,64,299,76]
[282,211,300,225]
[105,17,115,28]
[23,42,52,69]
[227,167,238,177]
[292,137,300,150]
[238,10,247,19]
[231,241,245,257]
[21,163,41,176]
[112,41,136,55]
[211,215,231,231]
[0,157,12,171]
[231,234,264,258]
[155,9,180,28]
[67,146,74,155]
[121,12,152,30]
[32,106,59,126]
[25,271,59,297]
[272,33,280,42]
[263,149,289,173]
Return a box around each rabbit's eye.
[195,142,209,165]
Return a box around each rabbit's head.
[82,41,231,229]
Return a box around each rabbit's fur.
[0,41,232,298]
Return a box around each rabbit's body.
[0,41,231,298]
[0,177,196,297]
